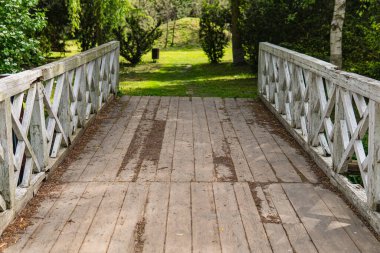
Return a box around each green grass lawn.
[119,46,258,98]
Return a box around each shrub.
[0,0,46,73]
[115,9,162,65]
[199,2,230,64]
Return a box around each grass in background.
[155,17,200,49]
[119,46,257,98]
[47,40,81,61]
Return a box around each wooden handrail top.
[260,42,380,103]
[0,41,119,100]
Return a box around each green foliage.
[78,0,129,50]
[199,2,230,64]
[343,1,380,80]
[115,9,162,65]
[239,0,380,80]
[239,0,333,68]
[38,0,71,52]
[0,0,47,73]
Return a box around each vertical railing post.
[333,87,349,173]
[0,98,15,210]
[257,46,263,95]
[30,82,48,170]
[115,44,120,93]
[367,100,380,210]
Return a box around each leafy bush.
[115,9,162,65]
[199,2,230,64]
[0,0,46,73]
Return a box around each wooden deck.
[5,96,380,253]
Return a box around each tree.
[230,0,245,64]
[78,0,129,50]
[0,0,47,73]
[199,2,230,63]
[330,0,346,68]
[239,0,333,68]
[38,0,71,52]
[115,9,162,65]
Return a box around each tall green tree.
[230,0,245,64]
[38,0,71,52]
[0,0,47,73]
[78,0,129,50]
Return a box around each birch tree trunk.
[330,0,346,69]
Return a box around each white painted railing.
[0,41,119,233]
[259,42,380,232]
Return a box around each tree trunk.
[171,19,176,47]
[230,0,245,65]
[330,0,346,69]
[164,20,169,48]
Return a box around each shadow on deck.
[3,96,379,253]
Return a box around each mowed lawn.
[119,46,258,98]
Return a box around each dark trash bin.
[152,48,160,62]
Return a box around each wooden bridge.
[0,42,380,252]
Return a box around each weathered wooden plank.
[108,182,149,252]
[118,97,158,181]
[0,70,42,100]
[266,183,299,224]
[155,96,170,121]
[79,183,127,253]
[213,182,250,253]
[203,98,235,180]
[192,97,215,182]
[263,223,293,253]
[254,185,281,223]
[30,83,48,170]
[283,223,318,253]
[0,98,14,208]
[314,185,380,253]
[115,96,147,153]
[50,182,108,253]
[4,188,62,253]
[20,183,87,253]
[215,98,254,181]
[78,156,108,182]
[223,98,277,182]
[155,97,179,181]
[234,183,272,253]
[171,97,194,182]
[165,183,191,253]
[282,183,361,253]
[137,160,158,182]
[191,182,221,253]
[270,134,319,183]
[142,182,170,253]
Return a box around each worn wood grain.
[191,182,221,253]
[165,183,191,253]
[213,182,250,253]
[79,183,127,253]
